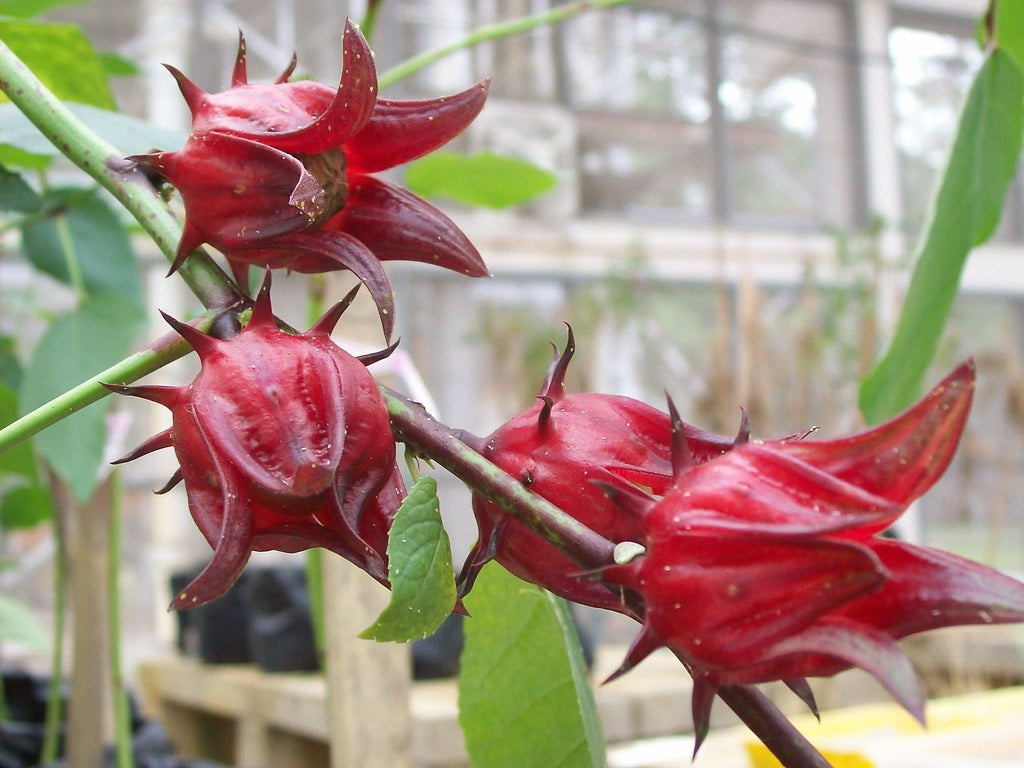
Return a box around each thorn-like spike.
[168,221,205,276]
[592,480,652,520]
[275,51,298,83]
[454,429,486,453]
[357,339,400,367]
[163,64,206,116]
[160,311,221,359]
[666,395,695,479]
[734,407,751,445]
[248,272,276,328]
[231,29,248,86]
[154,468,184,495]
[309,284,360,336]
[111,429,174,465]
[784,678,820,721]
[690,675,718,757]
[603,623,661,684]
[102,382,180,408]
[540,324,575,402]
[537,395,555,431]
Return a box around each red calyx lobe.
[109,275,403,609]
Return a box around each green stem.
[0,39,241,313]
[0,314,216,456]
[41,518,66,764]
[378,0,638,89]
[305,549,326,669]
[359,0,384,44]
[54,214,87,300]
[108,470,133,768]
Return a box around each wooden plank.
[321,556,413,768]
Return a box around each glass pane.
[721,0,855,225]
[563,3,712,218]
[889,25,982,235]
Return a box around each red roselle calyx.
[460,327,745,615]
[131,19,490,341]
[601,360,1024,736]
[107,274,403,609]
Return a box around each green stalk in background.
[40,518,66,764]
[378,0,638,88]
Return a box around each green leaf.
[0,335,23,390]
[0,20,114,108]
[458,564,606,768]
[0,0,86,18]
[0,593,48,650]
[22,187,142,303]
[18,294,146,502]
[0,383,37,480]
[360,475,457,642]
[405,152,559,209]
[1,485,52,528]
[98,52,139,78]
[0,165,41,213]
[996,0,1024,70]
[0,384,53,528]
[0,103,187,167]
[859,49,1024,424]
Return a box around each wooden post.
[321,555,412,768]
[55,478,113,768]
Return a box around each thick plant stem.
[717,686,833,768]
[378,0,638,88]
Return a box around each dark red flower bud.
[601,360,1024,733]
[108,275,403,609]
[460,328,742,614]
[131,20,490,340]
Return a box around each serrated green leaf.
[360,475,457,642]
[0,593,48,650]
[860,49,1024,424]
[0,20,113,108]
[996,0,1024,70]
[458,563,606,768]
[0,0,86,18]
[406,151,559,209]
[0,165,41,213]
[22,187,142,303]
[19,294,146,502]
